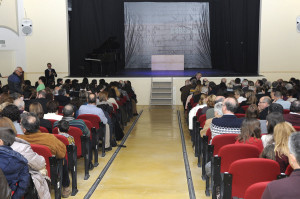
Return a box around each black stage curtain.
[210,0,260,74]
[69,0,260,76]
[69,0,124,76]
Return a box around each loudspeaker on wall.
[21,18,32,36]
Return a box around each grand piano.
[85,36,121,76]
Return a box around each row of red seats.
[190,111,299,198]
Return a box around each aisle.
[66,106,208,199]
[89,106,207,199]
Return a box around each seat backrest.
[47,119,58,129]
[285,164,294,176]
[80,119,94,140]
[293,126,300,131]
[235,113,245,118]
[241,105,249,112]
[198,114,206,128]
[54,134,69,162]
[283,109,290,114]
[39,126,49,133]
[196,108,203,119]
[58,106,64,114]
[244,181,271,199]
[206,128,212,143]
[77,114,100,129]
[229,158,280,198]
[219,144,261,173]
[30,144,52,178]
[211,134,238,155]
[53,126,83,157]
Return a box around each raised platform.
[70,68,259,78]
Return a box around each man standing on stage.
[8,66,23,95]
[44,63,57,86]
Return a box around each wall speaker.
[297,16,300,33]
[21,18,32,36]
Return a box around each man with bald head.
[8,66,24,95]
[210,97,243,139]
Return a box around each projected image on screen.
[124,2,211,69]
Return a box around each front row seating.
[222,158,285,199]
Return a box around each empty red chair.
[293,126,300,131]
[39,126,49,133]
[241,105,249,112]
[209,144,261,197]
[283,109,290,114]
[223,158,282,199]
[235,113,245,118]
[244,181,271,199]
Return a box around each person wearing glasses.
[8,66,24,95]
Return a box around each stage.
[69,68,259,78]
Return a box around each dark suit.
[284,113,300,126]
[45,68,57,85]
[259,107,269,120]
[262,169,300,199]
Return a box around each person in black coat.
[44,63,57,86]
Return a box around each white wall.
[259,0,300,80]
[0,0,26,84]
[0,0,69,85]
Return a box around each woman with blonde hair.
[240,90,257,106]
[185,84,202,109]
[201,94,216,115]
[273,122,296,172]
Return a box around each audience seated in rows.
[210,97,243,139]
[0,117,50,198]
[18,112,71,197]
[43,100,63,120]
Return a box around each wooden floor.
[56,106,208,199]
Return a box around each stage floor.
[70,68,259,78]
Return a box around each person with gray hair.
[200,102,223,137]
[8,66,24,95]
[18,112,71,197]
[210,97,243,139]
[206,96,225,120]
[262,131,300,199]
[284,100,300,126]
[258,96,272,120]
[273,91,291,109]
